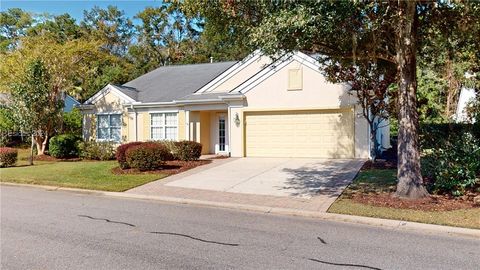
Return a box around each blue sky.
[0,1,164,23]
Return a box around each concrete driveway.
[165,158,365,198]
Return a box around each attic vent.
[288,68,303,90]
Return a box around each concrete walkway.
[127,158,365,212]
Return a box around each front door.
[215,113,229,154]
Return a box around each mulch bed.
[112,159,211,175]
[351,192,478,211]
[21,155,81,162]
[361,159,397,170]
[352,160,480,211]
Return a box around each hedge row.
[0,147,17,167]
[126,142,173,171]
[116,140,202,171]
[49,134,81,158]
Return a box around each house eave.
[127,95,245,108]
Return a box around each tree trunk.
[34,134,48,155]
[394,1,429,199]
[445,59,459,120]
[29,134,34,165]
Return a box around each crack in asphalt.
[78,215,239,247]
[78,215,136,227]
[317,236,327,244]
[150,231,239,246]
[308,258,383,270]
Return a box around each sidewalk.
[126,158,350,212]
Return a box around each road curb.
[2,182,479,239]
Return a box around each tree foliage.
[202,0,478,198]
[9,59,63,155]
[0,8,33,51]
[80,5,135,56]
[130,2,202,75]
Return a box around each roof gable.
[84,84,137,105]
[195,50,263,93]
[232,52,323,94]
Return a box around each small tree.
[324,61,396,159]
[10,59,63,157]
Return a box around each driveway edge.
[2,182,479,239]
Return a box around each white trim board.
[194,50,262,94]
[233,51,324,94]
[84,84,136,104]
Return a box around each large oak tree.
[194,0,479,198]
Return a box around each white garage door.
[245,109,354,158]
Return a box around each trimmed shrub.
[49,134,81,158]
[162,140,180,159]
[0,147,18,167]
[116,142,143,169]
[79,141,116,160]
[125,142,173,171]
[175,141,202,161]
[422,132,480,196]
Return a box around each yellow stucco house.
[79,51,390,158]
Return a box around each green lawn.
[328,168,480,229]
[1,149,166,191]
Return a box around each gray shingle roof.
[111,84,138,101]
[121,61,237,103]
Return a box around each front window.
[151,112,178,140]
[97,114,121,141]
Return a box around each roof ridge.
[144,61,237,70]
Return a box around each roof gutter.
[125,95,245,108]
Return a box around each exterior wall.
[141,112,150,141]
[127,112,136,141]
[121,113,129,141]
[244,60,353,109]
[64,95,79,112]
[178,110,186,141]
[229,104,245,157]
[200,111,211,154]
[354,105,370,158]
[82,90,128,142]
[228,60,370,158]
[210,56,272,93]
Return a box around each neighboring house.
[79,51,390,159]
[63,93,80,112]
[0,92,79,112]
[454,87,477,123]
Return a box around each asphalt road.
[1,185,479,270]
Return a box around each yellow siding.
[84,114,96,141]
[121,112,129,142]
[178,110,186,141]
[142,112,150,141]
[245,109,354,158]
[200,111,211,154]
